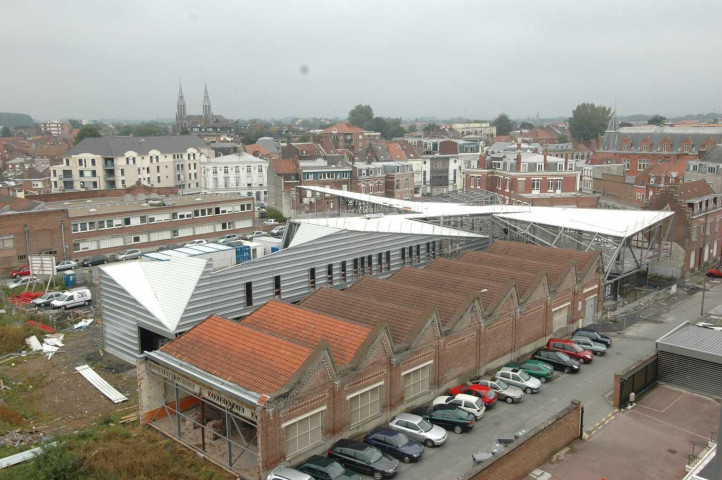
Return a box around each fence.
[594,283,682,333]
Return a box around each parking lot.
[386,280,718,480]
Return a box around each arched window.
[361,184,366,194]
[404,178,410,189]
[377,180,382,192]
[369,183,374,194]
[395,179,400,190]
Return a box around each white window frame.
[552,303,570,331]
[402,361,432,401]
[347,381,383,426]
[282,406,325,458]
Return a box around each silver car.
[495,367,542,394]
[266,466,313,480]
[115,249,141,261]
[572,336,607,356]
[56,260,77,272]
[388,412,448,447]
[469,377,525,404]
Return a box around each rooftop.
[66,135,207,157]
[657,322,722,364]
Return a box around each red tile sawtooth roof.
[321,122,365,134]
[160,314,313,395]
[270,158,297,175]
[243,301,371,366]
[484,240,596,278]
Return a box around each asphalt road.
[389,278,722,480]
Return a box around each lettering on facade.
[149,362,201,394]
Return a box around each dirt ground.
[0,320,138,435]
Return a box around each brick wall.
[460,400,583,480]
[0,208,70,273]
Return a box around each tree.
[67,119,82,129]
[520,121,534,131]
[74,125,101,145]
[348,104,374,130]
[492,113,515,136]
[568,103,611,142]
[647,114,667,126]
[119,122,169,136]
[407,124,418,133]
[0,126,11,137]
[557,134,570,143]
[423,123,440,133]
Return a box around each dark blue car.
[363,427,424,463]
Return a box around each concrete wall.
[460,400,583,480]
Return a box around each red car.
[707,268,722,278]
[448,384,498,408]
[10,266,31,278]
[546,338,593,364]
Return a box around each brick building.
[464,145,592,206]
[137,240,603,479]
[590,113,722,176]
[647,180,722,276]
[0,191,255,273]
[632,157,688,205]
[318,122,380,153]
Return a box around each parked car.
[10,266,31,278]
[495,367,542,394]
[572,336,607,356]
[448,384,498,408]
[8,275,38,289]
[31,291,63,307]
[263,219,279,226]
[707,267,722,278]
[409,405,475,434]
[266,466,313,480]
[363,427,424,463]
[532,349,581,374]
[468,377,524,404]
[572,327,612,347]
[185,239,207,247]
[242,230,266,240]
[55,260,77,272]
[271,226,286,237]
[296,455,359,480]
[81,255,109,267]
[156,244,182,252]
[218,234,239,244]
[114,249,142,261]
[50,288,92,309]
[505,361,554,383]
[326,439,399,480]
[545,338,593,364]
[432,394,485,419]
[387,413,447,447]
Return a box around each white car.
[270,226,286,237]
[50,288,92,309]
[242,231,266,240]
[115,249,142,261]
[55,260,77,272]
[8,276,38,289]
[432,393,485,419]
[495,367,542,394]
[263,219,278,226]
[185,239,207,247]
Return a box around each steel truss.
[488,213,674,283]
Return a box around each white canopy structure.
[299,186,675,283]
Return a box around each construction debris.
[0,442,56,469]
[24,336,42,352]
[24,334,65,359]
[73,318,94,330]
[75,364,127,404]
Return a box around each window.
[285,409,323,457]
[531,179,541,193]
[309,268,316,290]
[547,179,554,192]
[377,253,383,274]
[367,254,373,275]
[416,244,421,263]
[556,179,563,191]
[684,144,690,153]
[274,275,281,298]
[353,258,359,278]
[637,159,650,171]
[349,384,382,426]
[245,282,253,307]
[505,178,510,191]
[385,251,391,270]
[359,256,365,276]
[327,264,333,286]
[395,179,400,190]
[402,363,431,400]
[552,304,569,331]
[0,235,14,249]
[401,247,406,266]
[622,158,630,171]
[692,226,699,243]
[536,163,543,172]
[521,163,528,172]
[341,261,347,282]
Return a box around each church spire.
[202,80,212,122]
[176,79,186,132]
[606,107,619,132]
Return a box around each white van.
[50,288,92,310]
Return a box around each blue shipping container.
[235,246,252,264]
[271,246,280,253]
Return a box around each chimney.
[543,149,548,172]
[564,153,569,172]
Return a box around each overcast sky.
[3,0,721,122]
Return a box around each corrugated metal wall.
[658,351,722,398]
[103,231,489,362]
